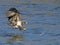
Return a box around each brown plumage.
[7,8,27,30]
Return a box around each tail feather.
[18,26,23,30]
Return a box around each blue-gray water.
[0,4,60,45]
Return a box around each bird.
[7,8,27,30]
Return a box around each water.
[0,4,60,45]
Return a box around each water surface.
[0,4,60,45]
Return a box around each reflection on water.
[4,34,29,43]
[6,35,24,42]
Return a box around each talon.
[23,28,26,30]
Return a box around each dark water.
[0,4,60,45]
